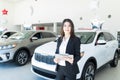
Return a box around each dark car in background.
[117,31,120,56]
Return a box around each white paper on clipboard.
[55,54,73,59]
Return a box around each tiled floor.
[0,62,46,80]
[0,61,120,80]
[95,61,120,80]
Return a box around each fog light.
[6,53,10,59]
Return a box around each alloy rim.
[18,51,28,64]
[85,65,95,80]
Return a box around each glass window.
[97,33,105,41]
[103,32,115,41]
[75,32,96,44]
[117,32,120,41]
[3,32,16,38]
[49,33,56,37]
[33,32,41,39]
[42,32,55,38]
[9,31,33,40]
[118,32,120,48]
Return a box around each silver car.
[0,30,56,66]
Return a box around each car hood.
[34,41,93,55]
[35,41,57,56]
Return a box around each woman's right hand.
[53,58,60,64]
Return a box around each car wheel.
[110,52,118,67]
[14,50,29,66]
[81,62,95,80]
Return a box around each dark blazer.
[55,36,81,75]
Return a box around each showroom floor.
[0,61,120,80]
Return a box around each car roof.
[0,30,18,35]
[3,30,18,33]
[21,30,55,33]
[75,29,109,33]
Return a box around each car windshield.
[9,31,33,40]
[75,32,96,44]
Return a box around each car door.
[94,32,108,67]
[28,32,55,54]
[28,32,43,54]
[103,32,117,61]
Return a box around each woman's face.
[63,22,71,35]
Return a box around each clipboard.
[55,54,73,59]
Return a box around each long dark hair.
[60,18,75,38]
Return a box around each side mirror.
[2,35,8,39]
[96,40,106,45]
[30,37,38,42]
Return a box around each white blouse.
[58,37,70,66]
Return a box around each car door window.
[103,32,115,41]
[97,33,105,41]
[96,33,106,45]
[41,32,55,38]
[33,32,42,39]
[2,32,16,38]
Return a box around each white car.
[31,29,119,80]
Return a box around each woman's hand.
[53,57,60,64]
[63,56,74,64]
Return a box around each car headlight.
[0,44,17,50]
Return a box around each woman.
[54,18,81,80]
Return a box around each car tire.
[14,50,29,66]
[81,62,95,80]
[110,52,119,67]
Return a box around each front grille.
[35,53,55,65]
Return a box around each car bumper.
[0,49,15,62]
[31,54,82,80]
[32,65,56,79]
[31,54,57,79]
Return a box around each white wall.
[0,0,15,30]
[2,0,120,36]
[97,0,120,36]
[13,0,120,31]
[13,0,90,24]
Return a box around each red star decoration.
[2,9,8,15]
